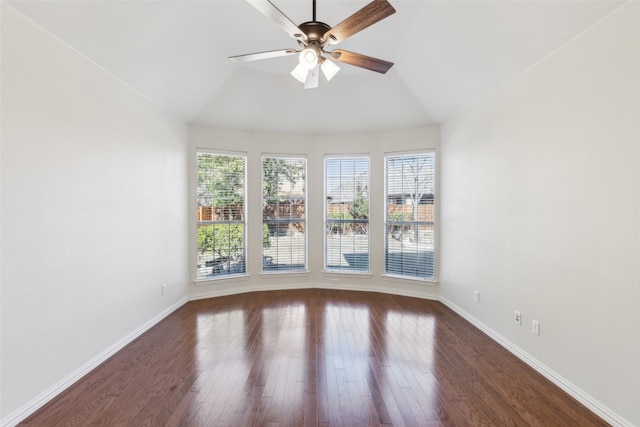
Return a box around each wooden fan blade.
[247,0,307,42]
[229,49,297,63]
[323,0,395,45]
[330,49,393,74]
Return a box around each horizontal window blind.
[385,152,435,280]
[262,156,307,272]
[325,157,370,273]
[196,151,247,279]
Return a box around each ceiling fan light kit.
[320,57,340,81]
[230,0,396,89]
[291,63,310,83]
[299,46,320,70]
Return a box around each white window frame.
[384,150,436,282]
[261,154,308,274]
[196,149,248,280]
[324,155,370,274]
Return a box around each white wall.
[188,125,440,301]
[1,5,189,424]
[440,3,639,426]
[4,0,635,423]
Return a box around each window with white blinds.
[384,152,435,280]
[325,157,370,273]
[196,151,247,279]
[262,156,307,272]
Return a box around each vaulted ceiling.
[9,0,623,134]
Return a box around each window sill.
[322,270,373,278]
[381,274,439,286]
[259,270,310,277]
[194,273,250,286]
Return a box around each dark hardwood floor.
[20,289,608,426]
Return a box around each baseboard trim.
[439,296,632,427]
[1,296,189,427]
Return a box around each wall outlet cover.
[532,320,540,336]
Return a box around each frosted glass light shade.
[304,64,320,89]
[321,58,340,81]
[291,63,309,83]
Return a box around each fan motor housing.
[298,21,332,45]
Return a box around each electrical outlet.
[162,283,166,295]
[514,311,521,325]
[474,290,480,303]
[330,278,339,285]
[532,320,540,336]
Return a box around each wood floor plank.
[19,289,609,426]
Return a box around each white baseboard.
[439,296,632,427]
[1,296,189,427]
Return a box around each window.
[385,152,435,280]
[196,151,247,279]
[262,156,307,272]
[325,157,369,272]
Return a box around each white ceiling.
[9,0,623,134]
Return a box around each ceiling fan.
[229,0,396,89]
